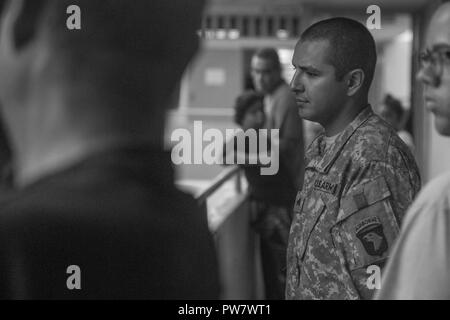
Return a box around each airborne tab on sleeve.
[353,192,369,210]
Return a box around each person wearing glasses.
[376,2,450,300]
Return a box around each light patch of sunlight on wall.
[382,28,412,110]
[397,30,413,42]
[278,48,295,83]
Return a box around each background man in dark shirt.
[222,91,294,299]
[251,48,305,192]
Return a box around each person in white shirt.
[376,2,450,300]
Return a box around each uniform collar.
[307,105,374,173]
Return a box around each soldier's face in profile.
[417,6,450,136]
[290,40,348,127]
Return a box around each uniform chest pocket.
[332,176,400,271]
[293,190,306,215]
[295,193,327,262]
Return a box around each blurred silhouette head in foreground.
[0,0,221,300]
[0,0,205,186]
[416,2,450,136]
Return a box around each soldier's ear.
[345,69,365,97]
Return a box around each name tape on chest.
[314,179,339,195]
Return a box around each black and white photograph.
[0,0,448,310]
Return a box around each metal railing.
[196,165,243,205]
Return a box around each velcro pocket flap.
[338,176,391,223]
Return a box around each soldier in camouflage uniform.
[287,17,421,299]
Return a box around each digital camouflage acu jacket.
[286,106,421,300]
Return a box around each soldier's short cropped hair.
[234,91,264,126]
[300,17,377,90]
[253,47,281,71]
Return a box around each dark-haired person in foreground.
[0,0,219,299]
[286,17,421,300]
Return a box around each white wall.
[426,113,450,182]
[381,32,412,108]
[185,48,243,109]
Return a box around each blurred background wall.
[166,0,450,186]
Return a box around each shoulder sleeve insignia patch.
[355,216,388,257]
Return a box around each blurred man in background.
[377,2,450,300]
[250,48,304,299]
[251,48,305,193]
[221,91,295,299]
[0,0,219,299]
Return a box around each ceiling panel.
[208,0,430,12]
